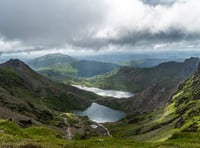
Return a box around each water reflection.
[76,103,126,123]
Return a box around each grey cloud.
[141,0,177,6]
[0,0,199,54]
[72,27,200,49]
[0,0,106,48]
[0,47,47,54]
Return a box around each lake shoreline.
[72,84,134,98]
[76,102,126,123]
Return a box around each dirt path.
[64,118,72,139]
[97,123,112,137]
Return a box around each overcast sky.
[0,0,200,56]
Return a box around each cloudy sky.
[0,0,200,56]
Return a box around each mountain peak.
[28,53,77,69]
[184,57,199,64]
[42,53,74,59]
[4,59,27,67]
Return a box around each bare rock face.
[123,83,175,113]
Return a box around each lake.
[76,103,126,123]
[72,85,134,98]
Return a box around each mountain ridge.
[28,53,121,81]
[0,58,200,147]
[88,57,200,92]
[28,53,77,68]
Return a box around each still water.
[76,103,126,123]
[72,85,134,98]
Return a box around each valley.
[0,55,200,148]
[1,1,200,147]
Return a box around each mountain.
[106,65,200,145]
[0,59,200,147]
[83,57,200,113]
[130,58,184,68]
[28,53,77,69]
[90,57,200,93]
[71,60,120,77]
[0,59,103,124]
[0,59,113,142]
[28,53,120,82]
[78,51,200,65]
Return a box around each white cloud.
[94,0,200,39]
[0,38,33,53]
[0,0,199,55]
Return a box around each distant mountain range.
[89,57,200,93]
[28,53,77,68]
[85,57,200,114]
[78,51,200,66]
[27,54,200,114]
[130,58,184,68]
[28,53,120,81]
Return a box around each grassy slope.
[1,59,200,147]
[85,58,200,93]
[28,53,77,69]
[1,59,143,142]
[0,118,200,148]
[35,61,120,83]
[105,68,200,147]
[1,67,200,147]
[37,63,79,83]
[28,53,120,82]
[0,59,108,139]
[71,60,120,77]
[0,63,95,112]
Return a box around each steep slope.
[90,57,200,93]
[84,57,200,113]
[0,59,101,124]
[122,83,173,112]
[107,66,200,144]
[1,59,200,147]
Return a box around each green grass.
[37,63,78,75]
[0,119,200,148]
[1,59,200,147]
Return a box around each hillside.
[106,65,200,145]
[71,60,120,77]
[80,57,200,113]
[88,57,200,92]
[28,53,120,82]
[130,58,184,68]
[0,59,104,125]
[0,59,114,140]
[0,60,200,147]
[28,53,77,69]
[0,59,100,111]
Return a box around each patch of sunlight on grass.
[156,103,176,123]
[172,91,183,100]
